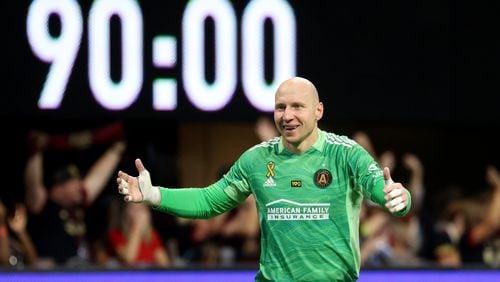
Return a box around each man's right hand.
[117,158,161,206]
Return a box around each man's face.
[61,178,83,205]
[273,79,323,149]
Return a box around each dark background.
[3,1,499,215]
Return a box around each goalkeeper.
[117,77,411,281]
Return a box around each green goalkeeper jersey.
[155,129,411,281]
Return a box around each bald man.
[117,77,412,281]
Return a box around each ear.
[316,102,324,121]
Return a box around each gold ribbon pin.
[266,161,275,177]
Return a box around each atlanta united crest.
[314,169,332,188]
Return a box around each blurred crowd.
[1,119,499,270]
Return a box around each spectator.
[433,165,500,267]
[107,201,170,267]
[24,128,126,267]
[0,200,38,268]
[0,199,9,265]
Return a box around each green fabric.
[155,129,411,281]
[153,180,241,219]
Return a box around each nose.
[283,107,294,121]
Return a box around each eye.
[275,104,285,111]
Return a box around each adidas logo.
[263,177,276,187]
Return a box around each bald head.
[275,77,319,104]
[274,77,324,153]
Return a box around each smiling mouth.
[283,125,298,132]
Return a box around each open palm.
[117,159,147,203]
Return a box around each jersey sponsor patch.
[290,180,302,187]
[266,199,330,221]
[314,169,332,188]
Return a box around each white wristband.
[138,169,161,206]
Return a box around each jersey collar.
[278,128,326,154]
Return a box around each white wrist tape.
[138,170,161,206]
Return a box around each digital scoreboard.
[25,0,295,114]
[5,0,499,124]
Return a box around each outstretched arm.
[402,153,424,212]
[84,141,126,204]
[469,165,500,245]
[117,159,242,219]
[24,150,47,214]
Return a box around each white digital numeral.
[242,0,296,112]
[182,0,237,111]
[27,0,82,109]
[88,0,143,110]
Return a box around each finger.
[124,195,132,202]
[118,170,131,182]
[120,178,128,189]
[383,167,394,185]
[117,178,128,194]
[386,188,402,200]
[386,196,403,209]
[135,158,146,173]
[118,179,129,195]
[118,186,129,195]
[392,202,406,213]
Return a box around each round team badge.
[314,169,332,188]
